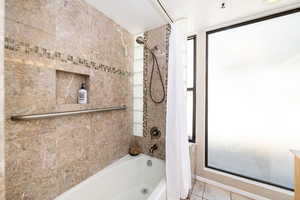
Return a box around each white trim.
[194,175,270,200]
[199,2,300,32]
[203,167,294,196]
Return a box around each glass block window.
[133,34,144,137]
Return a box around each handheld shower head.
[136,36,158,51]
[135,36,165,104]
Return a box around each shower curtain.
[166,19,191,200]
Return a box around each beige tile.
[5,18,56,51]
[0,174,4,200]
[89,72,115,107]
[0,190,4,200]
[6,135,55,185]
[190,194,203,200]
[5,0,134,199]
[86,144,110,176]
[192,181,205,197]
[5,0,57,34]
[56,70,89,105]
[90,112,113,145]
[6,134,57,199]
[57,160,89,195]
[56,115,90,168]
[203,184,231,200]
[55,0,91,55]
[231,193,253,200]
[6,175,58,200]
[5,118,56,141]
[5,61,56,116]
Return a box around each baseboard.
[193,175,270,200]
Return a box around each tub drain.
[141,188,149,195]
[147,160,152,167]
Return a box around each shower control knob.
[150,127,161,139]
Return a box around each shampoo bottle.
[78,83,87,104]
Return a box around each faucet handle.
[149,144,158,154]
[150,127,161,139]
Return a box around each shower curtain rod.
[156,0,174,23]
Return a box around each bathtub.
[55,154,166,200]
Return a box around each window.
[206,9,300,190]
[187,35,196,143]
[133,34,144,137]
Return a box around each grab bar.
[11,105,127,121]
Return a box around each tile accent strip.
[165,24,171,102]
[143,31,149,137]
[4,37,131,77]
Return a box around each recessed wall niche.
[56,70,90,105]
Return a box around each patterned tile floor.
[190,181,253,200]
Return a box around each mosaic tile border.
[165,24,171,98]
[4,37,131,77]
[143,31,149,137]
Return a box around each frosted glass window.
[206,10,300,190]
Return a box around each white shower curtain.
[166,19,191,200]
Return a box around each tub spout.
[149,144,158,154]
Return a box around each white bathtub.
[55,154,166,200]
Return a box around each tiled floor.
[190,180,253,200]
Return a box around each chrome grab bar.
[11,105,127,121]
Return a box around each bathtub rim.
[55,153,165,200]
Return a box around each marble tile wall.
[0,0,4,199]
[56,70,89,105]
[4,0,133,199]
[132,24,171,160]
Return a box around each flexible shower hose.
[149,51,166,104]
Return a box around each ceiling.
[85,0,167,34]
[85,0,300,34]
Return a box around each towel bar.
[11,105,127,121]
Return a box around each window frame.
[187,35,197,143]
[205,7,300,191]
